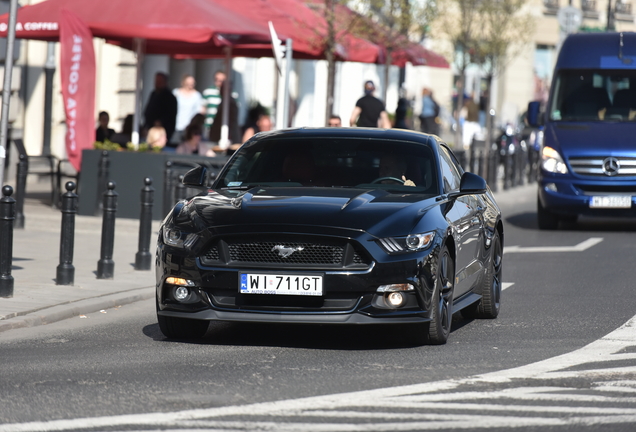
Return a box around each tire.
[537,196,560,230]
[157,314,209,340]
[427,245,454,345]
[463,231,502,319]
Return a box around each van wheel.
[537,197,559,230]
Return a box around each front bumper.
[538,173,636,217]
[156,243,439,325]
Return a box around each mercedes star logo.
[272,245,304,258]
[602,157,620,176]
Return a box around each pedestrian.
[462,93,481,150]
[209,81,241,147]
[202,70,226,136]
[327,115,342,127]
[146,121,168,151]
[175,124,205,155]
[419,87,440,135]
[394,89,411,130]
[110,114,134,148]
[95,111,115,142]
[173,74,204,145]
[349,80,391,128]
[143,72,177,149]
[242,113,273,142]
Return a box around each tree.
[351,0,438,102]
[433,0,481,147]
[434,0,534,148]
[310,0,438,122]
[471,0,535,147]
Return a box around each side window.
[438,146,461,193]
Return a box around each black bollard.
[97,181,118,279]
[489,150,499,193]
[95,150,110,216]
[14,153,27,229]
[56,181,78,285]
[0,185,15,298]
[135,177,154,271]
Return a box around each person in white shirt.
[172,74,204,144]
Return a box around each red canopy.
[176,0,381,63]
[0,0,272,54]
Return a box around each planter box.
[77,150,229,220]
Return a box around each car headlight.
[162,227,199,249]
[541,146,568,174]
[377,231,435,254]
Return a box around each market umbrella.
[207,0,381,63]
[0,0,273,146]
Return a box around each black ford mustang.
[156,127,503,344]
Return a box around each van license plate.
[239,273,323,296]
[589,196,632,208]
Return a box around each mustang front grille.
[201,238,370,269]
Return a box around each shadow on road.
[142,314,474,350]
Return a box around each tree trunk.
[324,0,336,125]
[454,72,465,150]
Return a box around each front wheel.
[537,196,560,230]
[463,231,502,319]
[427,245,455,345]
[157,314,209,340]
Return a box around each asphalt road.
[1,183,635,431]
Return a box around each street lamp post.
[607,0,616,31]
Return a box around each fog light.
[385,292,405,308]
[545,183,557,192]
[174,286,190,301]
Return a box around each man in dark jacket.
[349,80,391,128]
[143,72,178,146]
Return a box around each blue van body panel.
[538,32,636,221]
[557,33,636,69]
[548,122,636,156]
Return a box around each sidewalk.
[0,178,160,333]
[0,175,535,334]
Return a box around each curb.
[0,286,155,333]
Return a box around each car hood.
[548,122,636,157]
[188,187,437,238]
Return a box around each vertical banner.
[59,9,95,171]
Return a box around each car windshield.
[550,69,636,122]
[214,137,439,194]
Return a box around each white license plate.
[239,273,323,296]
[589,196,632,208]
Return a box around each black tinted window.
[216,137,439,194]
[439,146,461,193]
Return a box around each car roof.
[248,126,440,146]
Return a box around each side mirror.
[459,172,487,194]
[527,101,542,127]
[182,165,208,188]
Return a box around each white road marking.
[502,282,514,290]
[2,311,635,432]
[504,237,603,254]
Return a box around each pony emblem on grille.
[272,245,304,258]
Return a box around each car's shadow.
[143,314,473,350]
[505,212,636,232]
